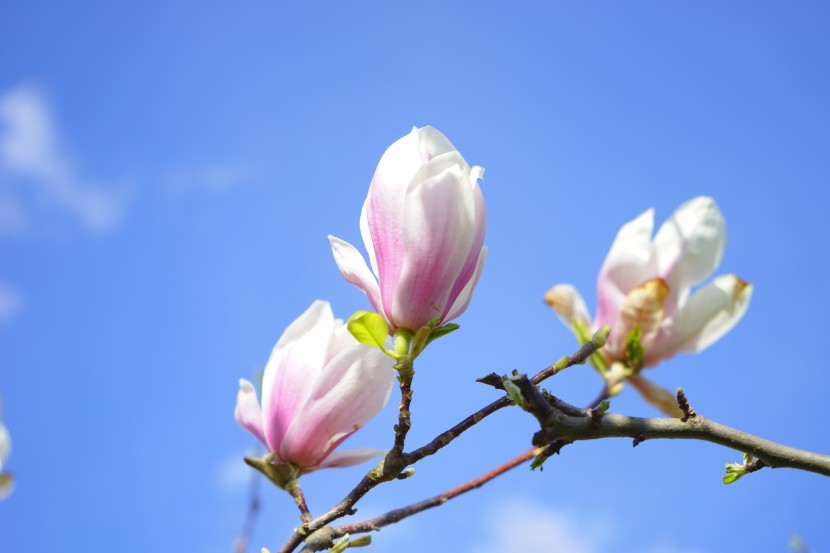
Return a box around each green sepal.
[624,326,645,371]
[425,323,460,347]
[244,453,301,490]
[572,319,608,376]
[347,311,392,356]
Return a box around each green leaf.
[347,311,390,352]
[722,461,746,485]
[424,323,460,347]
[624,326,645,371]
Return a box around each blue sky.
[1,2,829,552]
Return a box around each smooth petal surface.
[234,379,267,449]
[260,301,335,455]
[280,345,394,468]
[646,275,752,365]
[328,236,382,314]
[653,196,726,313]
[596,209,656,327]
[544,284,592,329]
[391,155,482,329]
[443,246,487,324]
[316,447,387,469]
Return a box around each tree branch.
[329,447,541,541]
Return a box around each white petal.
[359,200,379,278]
[543,284,592,329]
[234,379,268,449]
[653,197,726,312]
[646,274,752,364]
[0,422,9,471]
[328,235,382,314]
[316,448,388,469]
[596,209,656,327]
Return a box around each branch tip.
[676,387,697,422]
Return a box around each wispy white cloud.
[216,451,257,493]
[0,85,128,234]
[0,282,22,325]
[470,497,615,553]
[162,163,258,196]
[470,497,706,553]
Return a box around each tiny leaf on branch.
[347,311,392,355]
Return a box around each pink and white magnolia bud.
[547,197,752,367]
[329,126,487,332]
[235,301,395,473]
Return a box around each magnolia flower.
[329,126,487,333]
[546,197,751,411]
[235,301,395,473]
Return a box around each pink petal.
[280,345,394,468]
[390,153,483,330]
[260,301,335,456]
[234,379,268,449]
[328,236,382,315]
[443,246,487,324]
[315,448,388,470]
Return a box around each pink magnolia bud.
[547,197,752,367]
[235,301,395,473]
[330,126,487,332]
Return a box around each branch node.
[632,434,645,447]
[676,387,697,422]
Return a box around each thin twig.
[233,460,263,553]
[285,478,313,524]
[329,447,541,539]
[277,341,600,553]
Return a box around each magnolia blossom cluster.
[234,127,751,474]
[236,127,487,471]
[546,197,751,413]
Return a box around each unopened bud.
[591,325,611,348]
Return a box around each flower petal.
[646,274,752,365]
[596,209,656,328]
[653,196,726,313]
[260,301,336,456]
[543,284,592,330]
[280,344,394,468]
[315,448,387,470]
[328,236,382,314]
[390,153,482,330]
[443,246,487,325]
[234,379,268,449]
[628,374,684,417]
